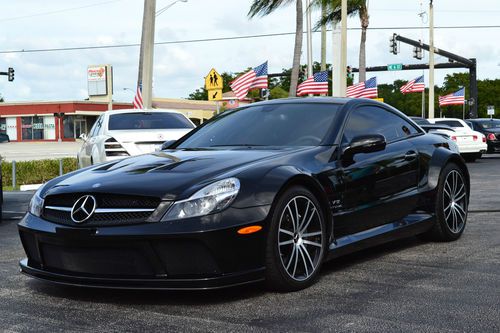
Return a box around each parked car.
[466,118,500,154]
[77,109,195,168]
[410,117,455,138]
[0,133,10,143]
[20,98,469,291]
[428,118,487,162]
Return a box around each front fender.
[424,146,469,193]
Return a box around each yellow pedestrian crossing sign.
[205,68,223,90]
[208,89,223,101]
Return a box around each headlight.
[162,178,240,221]
[28,188,44,217]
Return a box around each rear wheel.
[423,163,468,241]
[265,186,326,291]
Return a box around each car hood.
[44,147,307,200]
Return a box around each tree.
[249,0,303,97]
[314,0,369,82]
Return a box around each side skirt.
[326,214,435,261]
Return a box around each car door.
[333,105,421,237]
[80,115,103,166]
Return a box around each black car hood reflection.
[45,147,306,199]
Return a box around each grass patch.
[1,158,78,189]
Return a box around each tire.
[422,163,468,241]
[265,186,327,291]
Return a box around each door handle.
[404,151,418,161]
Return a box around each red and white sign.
[87,66,106,82]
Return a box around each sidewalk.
[0,141,82,161]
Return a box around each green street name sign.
[387,63,403,71]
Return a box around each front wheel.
[265,186,326,291]
[423,163,468,241]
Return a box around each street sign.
[208,89,223,101]
[387,63,403,71]
[205,68,223,90]
[487,105,495,116]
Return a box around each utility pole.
[428,0,435,118]
[140,0,156,109]
[305,0,313,95]
[339,0,347,97]
[137,0,148,89]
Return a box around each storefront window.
[63,116,74,139]
[22,117,33,140]
[0,118,6,135]
[20,116,56,140]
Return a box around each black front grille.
[42,193,161,227]
[44,193,159,209]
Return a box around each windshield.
[478,120,500,129]
[435,120,463,128]
[176,103,340,148]
[108,112,194,130]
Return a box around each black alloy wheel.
[265,186,326,291]
[423,163,468,241]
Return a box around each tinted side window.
[343,106,418,144]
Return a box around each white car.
[77,109,195,168]
[428,118,487,162]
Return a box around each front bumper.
[18,206,270,290]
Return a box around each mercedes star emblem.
[71,195,97,223]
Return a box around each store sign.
[87,65,110,96]
[87,66,106,82]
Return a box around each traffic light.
[413,40,423,60]
[413,46,423,60]
[389,34,398,55]
[7,67,14,82]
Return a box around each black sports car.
[467,118,500,153]
[19,98,469,291]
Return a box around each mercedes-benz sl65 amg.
[19,98,469,291]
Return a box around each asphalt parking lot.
[0,157,499,332]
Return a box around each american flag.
[297,71,329,96]
[400,75,425,94]
[230,61,268,100]
[346,77,378,98]
[439,88,465,106]
[133,84,143,109]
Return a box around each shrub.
[1,158,78,188]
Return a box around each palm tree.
[314,0,369,82]
[249,0,303,97]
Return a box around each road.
[0,142,81,161]
[0,157,499,332]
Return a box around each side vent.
[104,137,129,157]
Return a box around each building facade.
[0,99,217,142]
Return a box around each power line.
[1,25,499,54]
[0,0,126,23]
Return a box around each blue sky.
[0,0,499,102]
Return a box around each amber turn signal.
[237,225,262,235]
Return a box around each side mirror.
[160,140,177,150]
[343,134,386,161]
[79,133,88,141]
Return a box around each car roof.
[103,108,186,116]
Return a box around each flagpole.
[462,102,465,120]
[422,89,425,118]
